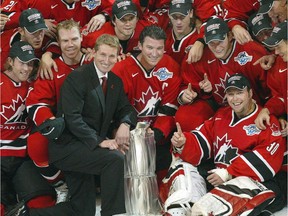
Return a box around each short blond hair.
[56,20,81,40]
[94,34,120,54]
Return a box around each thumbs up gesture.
[171,122,186,148]
[199,73,212,93]
[180,83,198,104]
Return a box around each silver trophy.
[124,122,162,215]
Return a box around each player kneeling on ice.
[164,74,286,215]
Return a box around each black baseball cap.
[225,74,251,92]
[248,13,272,36]
[258,0,274,15]
[112,0,137,20]
[19,8,47,34]
[262,21,287,47]
[169,0,192,16]
[205,17,230,43]
[9,41,39,63]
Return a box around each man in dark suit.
[23,34,137,216]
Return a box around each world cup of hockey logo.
[153,67,173,81]
[234,51,252,66]
[81,0,101,10]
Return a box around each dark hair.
[139,25,167,44]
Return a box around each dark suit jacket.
[49,62,137,163]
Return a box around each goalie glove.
[38,117,65,140]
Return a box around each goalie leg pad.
[191,176,275,216]
[162,159,207,215]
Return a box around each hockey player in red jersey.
[26,20,91,204]
[113,25,181,173]
[165,0,202,65]
[0,8,54,72]
[186,0,223,63]
[1,41,57,216]
[255,23,287,191]
[175,16,271,132]
[81,0,169,54]
[255,22,287,134]
[171,74,286,214]
[0,0,113,34]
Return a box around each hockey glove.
[38,117,65,140]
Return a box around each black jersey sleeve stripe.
[159,104,178,116]
[192,131,211,164]
[241,151,274,181]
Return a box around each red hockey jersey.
[26,55,89,126]
[0,73,32,157]
[81,8,169,53]
[180,104,285,182]
[264,56,288,116]
[1,0,113,30]
[112,54,181,138]
[223,0,260,29]
[165,27,200,65]
[0,29,58,72]
[193,0,223,23]
[181,40,270,106]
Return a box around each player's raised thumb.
[187,83,192,92]
[203,73,208,82]
[176,122,182,134]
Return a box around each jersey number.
[266,142,280,155]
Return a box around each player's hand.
[232,25,253,45]
[0,10,10,31]
[207,170,225,187]
[117,53,131,62]
[255,108,270,130]
[279,118,288,137]
[253,54,276,70]
[44,19,57,39]
[115,123,130,147]
[81,47,95,61]
[199,73,212,93]
[39,52,58,80]
[186,41,204,64]
[86,14,106,32]
[180,83,198,104]
[99,139,119,151]
[171,122,186,148]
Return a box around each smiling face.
[138,36,165,70]
[207,33,234,60]
[94,44,118,74]
[58,26,82,64]
[7,57,34,82]
[226,87,254,118]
